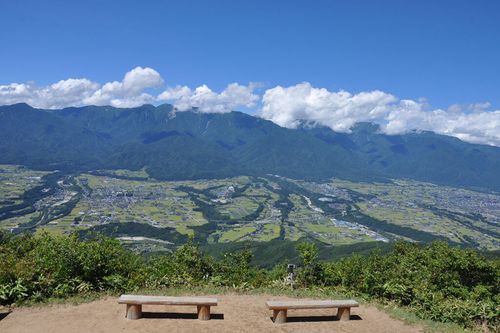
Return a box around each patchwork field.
[0,165,498,252]
[0,165,49,210]
[327,179,500,249]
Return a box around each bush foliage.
[0,231,498,330]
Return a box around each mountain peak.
[350,122,381,134]
[0,102,34,111]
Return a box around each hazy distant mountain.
[1,103,499,191]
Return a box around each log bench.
[118,295,218,320]
[266,299,359,324]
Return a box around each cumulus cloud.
[0,67,163,109]
[0,79,99,109]
[383,101,500,146]
[260,82,500,147]
[84,66,163,107]
[261,82,397,132]
[157,82,259,113]
[0,68,258,112]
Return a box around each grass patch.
[218,225,256,242]
[375,302,475,333]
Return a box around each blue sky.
[1,0,499,107]
[0,0,499,146]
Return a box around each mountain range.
[1,103,499,191]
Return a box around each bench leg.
[273,309,287,324]
[197,305,211,320]
[337,307,350,321]
[126,304,142,320]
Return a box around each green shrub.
[143,240,214,288]
[212,249,267,288]
[296,242,324,287]
[0,232,498,330]
[320,241,500,330]
[0,232,141,304]
[0,279,28,305]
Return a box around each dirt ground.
[0,294,423,333]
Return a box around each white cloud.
[261,82,397,132]
[158,82,259,113]
[0,79,99,109]
[0,83,32,105]
[0,68,257,111]
[0,67,163,109]
[260,82,500,147]
[84,66,163,107]
[383,102,500,146]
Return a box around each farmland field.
[0,165,498,252]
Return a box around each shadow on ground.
[0,311,11,321]
[142,312,224,320]
[272,315,362,323]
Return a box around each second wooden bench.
[266,299,359,324]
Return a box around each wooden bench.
[266,299,359,324]
[118,295,218,320]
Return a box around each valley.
[1,164,498,253]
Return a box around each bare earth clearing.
[0,294,423,333]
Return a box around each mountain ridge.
[1,103,499,191]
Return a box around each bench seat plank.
[118,295,218,306]
[266,299,358,310]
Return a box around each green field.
[0,165,49,210]
[329,179,500,249]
